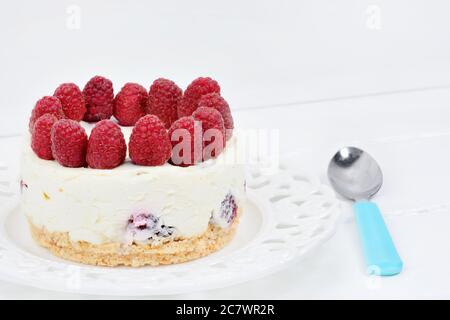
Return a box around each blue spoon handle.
[353,201,403,276]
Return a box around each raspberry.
[147,78,182,129]
[113,83,148,126]
[31,114,58,160]
[177,77,220,118]
[168,116,203,167]
[211,193,238,228]
[129,115,172,166]
[198,93,234,140]
[82,76,114,122]
[192,107,225,160]
[54,83,86,121]
[126,211,175,243]
[29,96,65,132]
[86,120,126,169]
[51,119,88,167]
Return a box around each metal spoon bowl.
[328,146,383,201]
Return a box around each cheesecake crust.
[28,212,240,267]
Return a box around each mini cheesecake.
[22,121,245,267]
[23,76,243,267]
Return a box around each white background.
[1,0,450,299]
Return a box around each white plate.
[0,163,341,296]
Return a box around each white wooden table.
[1,1,449,299]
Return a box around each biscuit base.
[28,214,239,267]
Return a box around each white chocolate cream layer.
[21,123,245,245]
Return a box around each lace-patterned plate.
[0,162,341,296]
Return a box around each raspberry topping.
[113,83,148,126]
[51,119,88,167]
[147,78,182,129]
[31,114,58,160]
[168,116,203,167]
[54,83,86,121]
[82,76,114,122]
[129,115,172,166]
[86,120,126,169]
[198,93,234,140]
[177,77,220,118]
[192,107,225,160]
[29,96,65,132]
[29,76,235,170]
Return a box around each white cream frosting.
[21,122,245,244]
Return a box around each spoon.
[327,146,403,276]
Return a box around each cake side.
[21,134,245,245]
